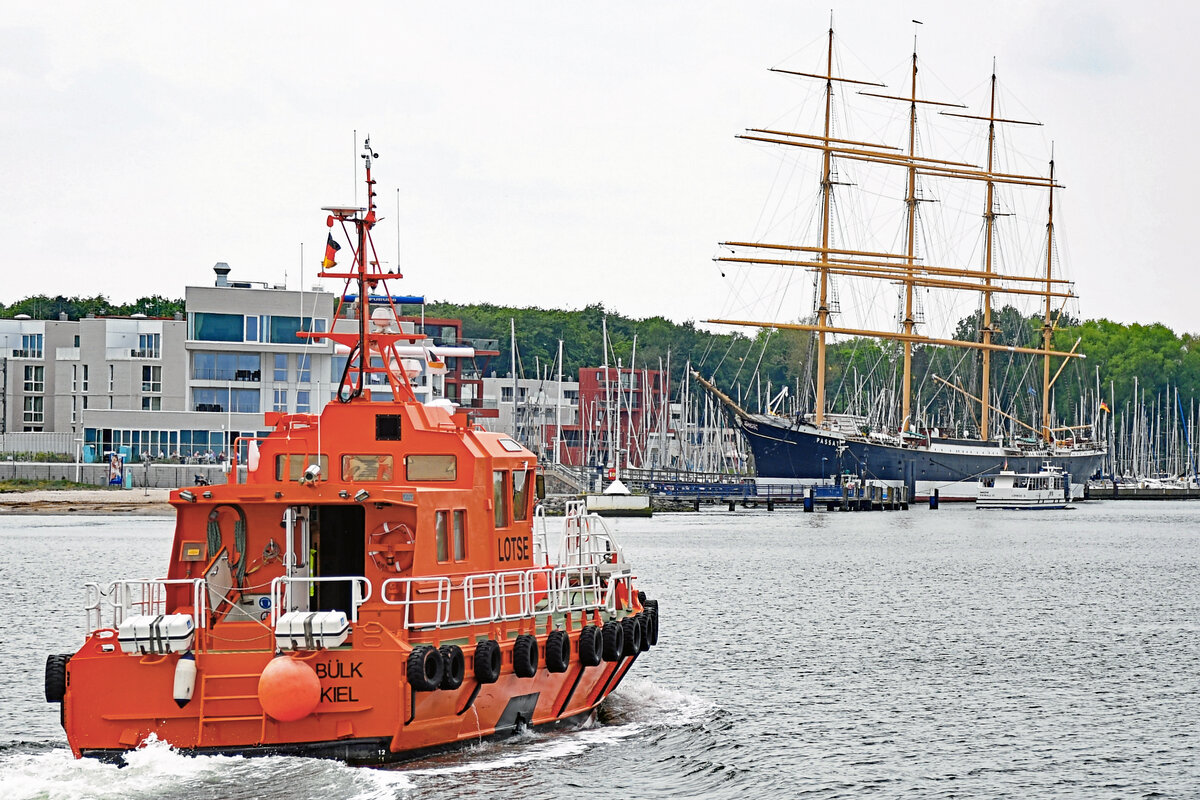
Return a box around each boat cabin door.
[282,506,312,614]
[313,505,366,616]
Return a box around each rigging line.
[748,330,774,398]
[731,336,757,385]
[710,334,740,378]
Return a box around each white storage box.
[274,610,350,650]
[117,614,196,655]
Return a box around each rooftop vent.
[214,262,232,287]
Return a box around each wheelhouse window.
[512,469,533,522]
[453,510,467,560]
[493,471,509,528]
[341,454,394,482]
[406,454,457,481]
[275,453,329,481]
[435,510,450,562]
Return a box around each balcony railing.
[193,369,261,382]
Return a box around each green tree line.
[3,294,1195,432]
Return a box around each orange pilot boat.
[44,140,660,764]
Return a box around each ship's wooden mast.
[980,74,998,439]
[942,66,1041,440]
[762,27,885,426]
[1042,156,1057,441]
[815,26,833,426]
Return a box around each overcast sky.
[2,2,1195,335]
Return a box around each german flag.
[322,234,341,269]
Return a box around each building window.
[244,316,258,342]
[73,335,80,347]
[71,396,77,423]
[501,386,513,403]
[141,397,162,411]
[108,364,114,392]
[192,312,244,342]
[82,365,89,392]
[23,365,44,393]
[297,354,311,383]
[274,353,288,382]
[71,365,77,393]
[141,365,162,393]
[136,333,161,358]
[273,388,288,412]
[296,390,310,413]
[193,352,260,381]
[23,396,43,424]
[19,333,43,359]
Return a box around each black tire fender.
[578,624,603,667]
[439,645,465,690]
[621,616,642,657]
[513,634,539,678]
[545,630,570,673]
[601,621,624,662]
[645,609,659,647]
[45,653,71,703]
[406,645,444,692]
[474,639,502,684]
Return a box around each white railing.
[380,564,622,631]
[85,579,208,632]
[557,500,627,568]
[549,564,606,613]
[268,576,372,624]
[378,576,452,629]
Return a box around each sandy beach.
[0,489,174,515]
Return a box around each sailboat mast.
[900,43,919,433]
[814,24,835,427]
[980,69,999,440]
[1041,155,1057,442]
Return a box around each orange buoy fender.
[258,655,320,721]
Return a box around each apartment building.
[0,265,498,463]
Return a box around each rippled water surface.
[3,503,1199,798]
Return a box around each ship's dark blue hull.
[737,415,1106,500]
